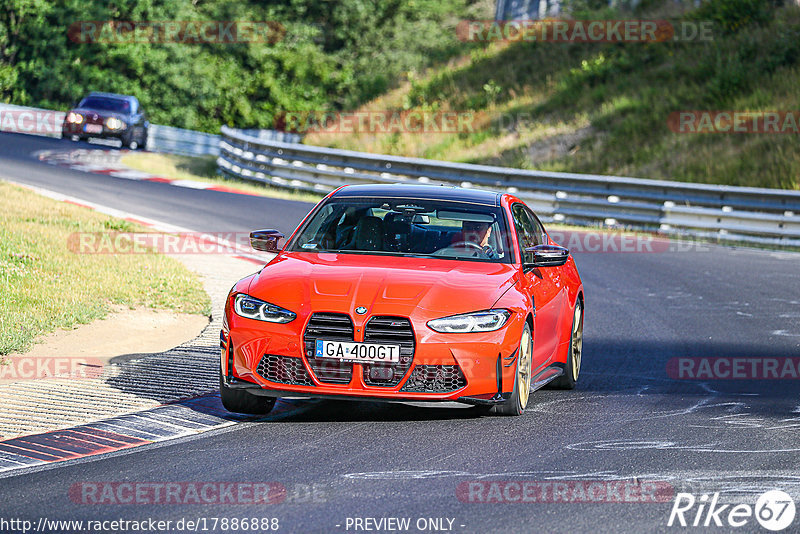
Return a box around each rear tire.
[550,300,583,390]
[494,322,533,416]
[219,371,276,415]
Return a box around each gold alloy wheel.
[517,325,533,409]
[571,304,583,381]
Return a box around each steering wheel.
[448,241,487,257]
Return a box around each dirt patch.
[526,126,594,164]
[1,307,209,385]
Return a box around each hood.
[247,252,519,317]
[71,108,129,121]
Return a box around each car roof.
[331,183,502,206]
[85,92,138,103]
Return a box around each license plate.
[84,124,103,134]
[315,340,400,363]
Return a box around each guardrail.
[145,126,299,156]
[145,124,219,156]
[0,103,65,138]
[218,125,800,247]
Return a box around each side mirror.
[524,244,569,267]
[250,229,284,252]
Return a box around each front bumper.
[62,122,127,140]
[221,374,514,406]
[221,310,527,403]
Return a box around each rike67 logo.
[668,490,796,531]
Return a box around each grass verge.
[120,152,324,204]
[306,1,800,190]
[0,182,211,355]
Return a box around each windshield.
[78,97,131,113]
[288,197,513,263]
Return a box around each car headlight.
[233,294,296,323]
[66,112,84,124]
[105,117,126,130]
[427,309,511,333]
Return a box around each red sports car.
[220,184,584,416]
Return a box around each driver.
[461,221,497,258]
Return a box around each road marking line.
[35,147,271,200]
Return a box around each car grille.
[304,313,354,384]
[400,365,467,393]
[362,316,415,387]
[256,354,314,386]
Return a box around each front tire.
[494,321,533,416]
[122,130,139,150]
[219,371,276,415]
[139,129,148,151]
[550,300,583,390]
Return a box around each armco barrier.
[146,125,300,155]
[218,125,800,247]
[3,102,798,247]
[0,103,65,138]
[145,123,219,156]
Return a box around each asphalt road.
[0,132,310,236]
[1,132,799,533]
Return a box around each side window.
[296,204,336,248]
[511,204,538,264]
[526,208,547,246]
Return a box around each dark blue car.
[62,92,149,149]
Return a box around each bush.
[0,0,484,130]
[692,0,775,33]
